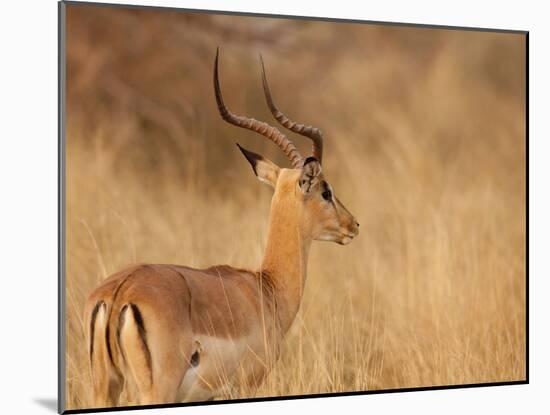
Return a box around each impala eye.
[322,189,332,201]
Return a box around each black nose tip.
[356,221,360,227]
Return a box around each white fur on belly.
[178,334,263,402]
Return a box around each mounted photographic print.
[58,1,528,413]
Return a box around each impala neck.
[260,184,312,334]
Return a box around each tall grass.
[64,4,526,410]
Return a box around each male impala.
[84,49,359,407]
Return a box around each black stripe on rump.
[116,304,129,363]
[130,303,153,383]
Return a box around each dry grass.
[64,4,526,410]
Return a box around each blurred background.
[64,3,526,410]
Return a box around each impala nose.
[350,220,360,236]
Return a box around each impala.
[84,49,359,407]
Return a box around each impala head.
[214,49,359,245]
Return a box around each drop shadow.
[34,398,57,412]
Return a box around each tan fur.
[84,165,358,407]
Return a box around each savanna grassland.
[64,4,526,410]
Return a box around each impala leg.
[119,303,193,405]
[139,370,183,406]
[140,335,193,404]
[91,371,122,408]
[88,301,123,407]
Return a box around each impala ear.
[237,144,280,188]
[298,157,322,194]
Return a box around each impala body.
[84,49,359,407]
